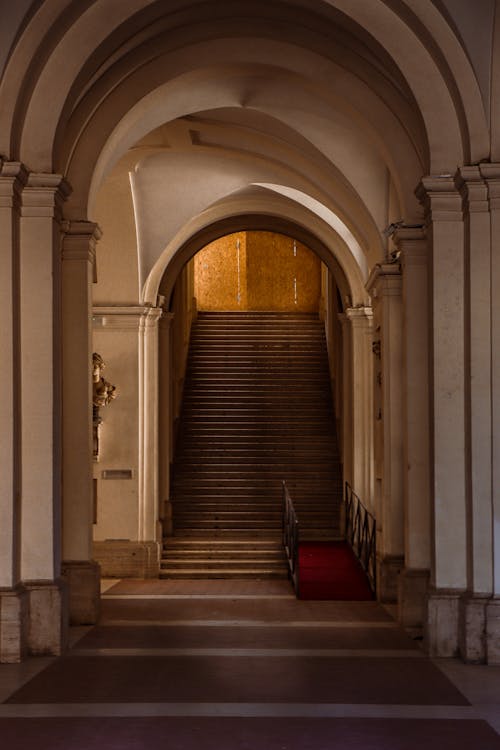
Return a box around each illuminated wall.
[194,231,321,312]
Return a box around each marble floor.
[1,578,500,749]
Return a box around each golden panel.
[194,232,247,311]
[194,231,320,312]
[246,231,320,312]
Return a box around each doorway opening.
[161,230,365,598]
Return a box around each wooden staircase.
[161,312,343,579]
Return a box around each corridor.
[1,579,500,749]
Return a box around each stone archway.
[1,0,498,663]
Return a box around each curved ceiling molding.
[253,184,368,279]
[0,0,491,310]
[144,184,369,308]
[0,0,487,177]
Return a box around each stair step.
[159,569,289,579]
[161,559,286,570]
[165,312,342,579]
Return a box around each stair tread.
[165,312,341,580]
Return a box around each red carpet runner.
[298,541,374,600]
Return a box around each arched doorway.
[155,230,348,580]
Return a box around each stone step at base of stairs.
[159,568,289,580]
[161,558,287,571]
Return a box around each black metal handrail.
[282,481,299,595]
[343,482,377,595]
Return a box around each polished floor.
[1,578,500,749]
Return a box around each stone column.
[480,164,500,664]
[452,167,493,661]
[366,265,404,602]
[0,162,28,662]
[19,173,70,656]
[345,307,373,507]
[393,227,431,628]
[60,221,102,625]
[416,177,466,657]
[338,314,353,491]
[158,311,175,536]
[138,306,163,544]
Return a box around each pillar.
[92,306,162,578]
[366,265,404,602]
[338,314,353,491]
[60,221,102,625]
[0,162,28,662]
[345,307,373,507]
[158,311,175,535]
[19,173,70,656]
[450,167,492,661]
[481,164,500,664]
[394,227,431,628]
[138,306,163,544]
[416,177,466,657]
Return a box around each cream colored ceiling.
[0,0,493,304]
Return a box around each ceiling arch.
[144,184,370,307]
[0,0,490,309]
[0,0,488,176]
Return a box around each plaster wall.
[93,154,141,305]
[92,325,140,543]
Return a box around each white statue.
[92,352,117,407]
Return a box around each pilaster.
[19,174,70,582]
[0,163,27,662]
[480,163,500,663]
[0,163,26,591]
[394,226,431,627]
[61,221,102,625]
[366,264,404,602]
[416,176,467,657]
[92,305,162,577]
[454,167,493,662]
[159,311,175,535]
[338,314,353,489]
[17,173,70,656]
[344,306,373,508]
[139,306,163,543]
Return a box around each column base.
[61,560,101,625]
[0,585,29,663]
[398,568,429,629]
[376,554,404,602]
[486,598,500,664]
[425,588,463,657]
[458,594,489,663]
[93,541,160,578]
[24,578,68,656]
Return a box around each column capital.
[93,305,162,331]
[0,161,29,208]
[454,166,489,212]
[478,162,500,181]
[392,227,427,267]
[415,176,463,222]
[366,263,402,299]
[345,305,373,327]
[20,173,71,219]
[62,220,102,264]
[478,163,500,209]
[140,305,163,329]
